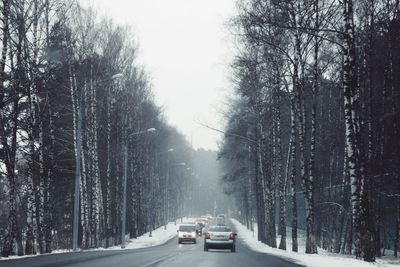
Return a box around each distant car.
[199,217,208,223]
[177,224,197,244]
[204,225,236,252]
[195,223,202,236]
[216,214,225,225]
[195,218,207,229]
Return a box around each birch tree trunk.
[26,83,37,255]
[81,80,90,247]
[277,80,286,251]
[343,0,363,259]
[104,84,113,247]
[1,89,23,257]
[1,0,24,256]
[36,123,45,254]
[255,121,266,243]
[26,1,42,252]
[289,81,298,253]
[304,0,319,254]
[89,65,103,246]
[42,0,54,252]
[44,93,55,253]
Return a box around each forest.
[0,0,194,257]
[219,0,400,263]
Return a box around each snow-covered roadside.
[231,218,399,267]
[1,218,193,261]
[79,221,180,251]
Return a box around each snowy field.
[231,218,400,267]
[1,218,194,261]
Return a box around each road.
[0,228,303,267]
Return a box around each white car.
[177,224,197,244]
[204,225,236,252]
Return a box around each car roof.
[209,225,231,230]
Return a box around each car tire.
[204,245,208,251]
[178,238,182,244]
[193,239,197,244]
[231,245,236,253]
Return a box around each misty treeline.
[0,0,193,257]
[219,0,400,262]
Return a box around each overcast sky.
[80,0,237,150]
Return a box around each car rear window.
[179,225,196,232]
[209,226,231,232]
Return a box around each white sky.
[80,0,237,150]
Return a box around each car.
[216,214,225,225]
[195,218,208,234]
[177,224,197,244]
[204,225,237,252]
[205,214,213,220]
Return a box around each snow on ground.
[231,218,400,267]
[1,218,195,261]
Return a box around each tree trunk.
[276,80,286,251]
[89,64,103,247]
[26,71,38,256]
[343,0,367,260]
[1,97,23,257]
[255,124,266,243]
[290,94,298,253]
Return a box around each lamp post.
[171,162,185,224]
[156,148,174,230]
[72,73,123,252]
[184,167,191,217]
[121,127,156,248]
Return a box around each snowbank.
[1,218,194,261]
[84,221,180,251]
[231,218,399,267]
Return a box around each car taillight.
[205,232,211,239]
[229,232,234,240]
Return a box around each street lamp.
[155,148,174,230]
[121,127,156,248]
[72,73,123,252]
[149,146,174,236]
[157,148,174,155]
[129,128,156,136]
[111,73,123,80]
[170,162,186,224]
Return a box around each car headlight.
[192,232,196,236]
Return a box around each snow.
[84,221,180,251]
[231,218,400,267]
[1,218,195,261]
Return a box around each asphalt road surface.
[0,228,303,267]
